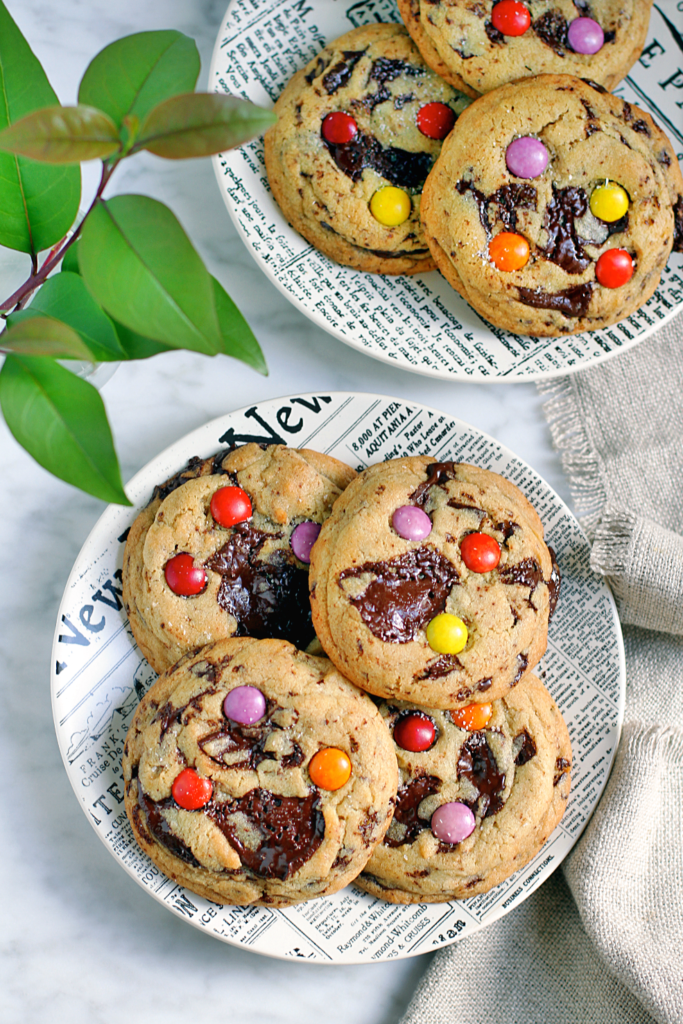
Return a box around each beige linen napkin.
[400,313,683,1024]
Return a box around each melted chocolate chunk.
[206,523,315,649]
[322,130,433,189]
[513,652,528,686]
[383,775,441,847]
[477,678,492,692]
[366,245,430,258]
[305,54,332,85]
[322,50,366,94]
[339,546,460,643]
[410,461,459,505]
[137,781,201,866]
[673,196,683,253]
[499,558,543,594]
[457,733,506,817]
[152,450,234,502]
[154,701,183,739]
[517,283,593,318]
[199,701,281,771]
[495,519,519,543]
[533,9,569,55]
[554,757,571,786]
[622,102,651,136]
[581,78,607,94]
[363,57,424,110]
[658,150,672,168]
[394,93,414,110]
[456,180,537,237]
[513,730,537,766]
[417,654,462,680]
[485,20,504,44]
[448,499,487,520]
[282,743,305,768]
[547,546,561,619]
[206,788,324,879]
[541,186,592,274]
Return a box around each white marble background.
[0,2,573,1022]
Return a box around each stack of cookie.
[263,8,683,336]
[122,445,571,906]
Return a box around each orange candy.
[451,703,493,731]
[308,747,352,790]
[489,232,530,271]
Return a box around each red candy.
[172,768,213,809]
[210,485,252,528]
[417,102,456,140]
[491,0,531,35]
[394,713,436,752]
[164,553,207,596]
[460,533,501,573]
[322,112,358,144]
[596,248,634,289]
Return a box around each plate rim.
[50,390,626,963]
[208,0,683,384]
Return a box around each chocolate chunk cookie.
[264,23,471,275]
[309,457,557,709]
[421,75,683,336]
[398,0,652,96]
[357,672,571,902]
[122,638,398,906]
[123,444,356,674]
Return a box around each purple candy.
[290,521,321,564]
[392,505,432,541]
[568,17,604,54]
[431,802,476,844]
[505,136,549,179]
[223,685,266,725]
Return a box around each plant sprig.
[0,3,276,505]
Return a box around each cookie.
[309,458,559,709]
[122,444,356,674]
[421,75,683,337]
[356,672,571,902]
[264,23,471,275]
[398,0,652,96]
[122,638,399,906]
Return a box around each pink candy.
[392,505,432,541]
[505,136,549,179]
[568,17,604,54]
[431,802,476,844]
[223,685,266,725]
[290,521,321,564]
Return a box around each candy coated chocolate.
[223,685,266,725]
[505,136,549,179]
[431,801,476,844]
[290,521,321,564]
[568,17,604,55]
[392,505,432,541]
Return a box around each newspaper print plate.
[209,0,683,382]
[52,393,625,963]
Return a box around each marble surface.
[0,2,572,1022]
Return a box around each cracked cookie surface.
[264,22,471,274]
[309,457,558,709]
[398,0,652,96]
[421,75,683,336]
[122,638,398,906]
[122,444,356,674]
[357,672,571,902]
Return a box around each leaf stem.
[0,160,116,313]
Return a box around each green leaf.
[78,194,222,354]
[60,241,80,275]
[78,30,200,130]
[212,276,267,375]
[0,354,130,504]
[7,272,125,361]
[0,1,80,252]
[113,319,177,359]
[0,105,119,163]
[136,94,276,159]
[0,315,92,359]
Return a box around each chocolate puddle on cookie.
[383,775,441,847]
[206,788,324,880]
[338,546,460,643]
[457,732,506,817]
[136,781,201,867]
[323,130,434,190]
[206,522,315,649]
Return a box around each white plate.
[52,393,624,963]
[209,0,683,382]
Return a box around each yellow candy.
[590,182,629,223]
[370,186,411,226]
[426,613,468,655]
